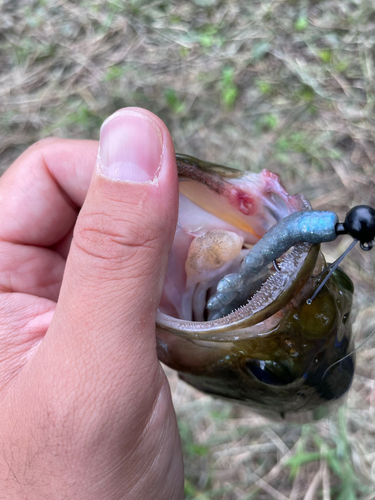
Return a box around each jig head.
[335,205,375,251]
[307,205,375,304]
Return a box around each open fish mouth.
[156,154,355,419]
[157,154,319,340]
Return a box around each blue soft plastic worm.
[207,206,375,316]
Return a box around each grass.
[1,0,375,498]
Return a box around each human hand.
[0,108,184,499]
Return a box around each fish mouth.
[156,154,320,342]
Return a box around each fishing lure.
[208,205,375,318]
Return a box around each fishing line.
[293,328,375,415]
[322,328,375,383]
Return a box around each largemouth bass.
[156,154,356,420]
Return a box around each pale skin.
[0,108,184,499]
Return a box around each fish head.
[156,155,355,420]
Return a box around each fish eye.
[245,359,296,386]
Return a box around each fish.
[156,154,355,420]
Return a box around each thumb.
[2,109,184,499]
[44,108,179,390]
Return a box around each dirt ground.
[1,1,375,498]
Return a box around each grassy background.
[1,0,375,498]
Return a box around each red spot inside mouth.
[228,188,255,216]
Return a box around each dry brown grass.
[1,0,375,498]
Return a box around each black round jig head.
[307,205,375,304]
[335,205,375,251]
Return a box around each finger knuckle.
[73,211,161,269]
[26,137,65,158]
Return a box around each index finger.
[0,138,98,247]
